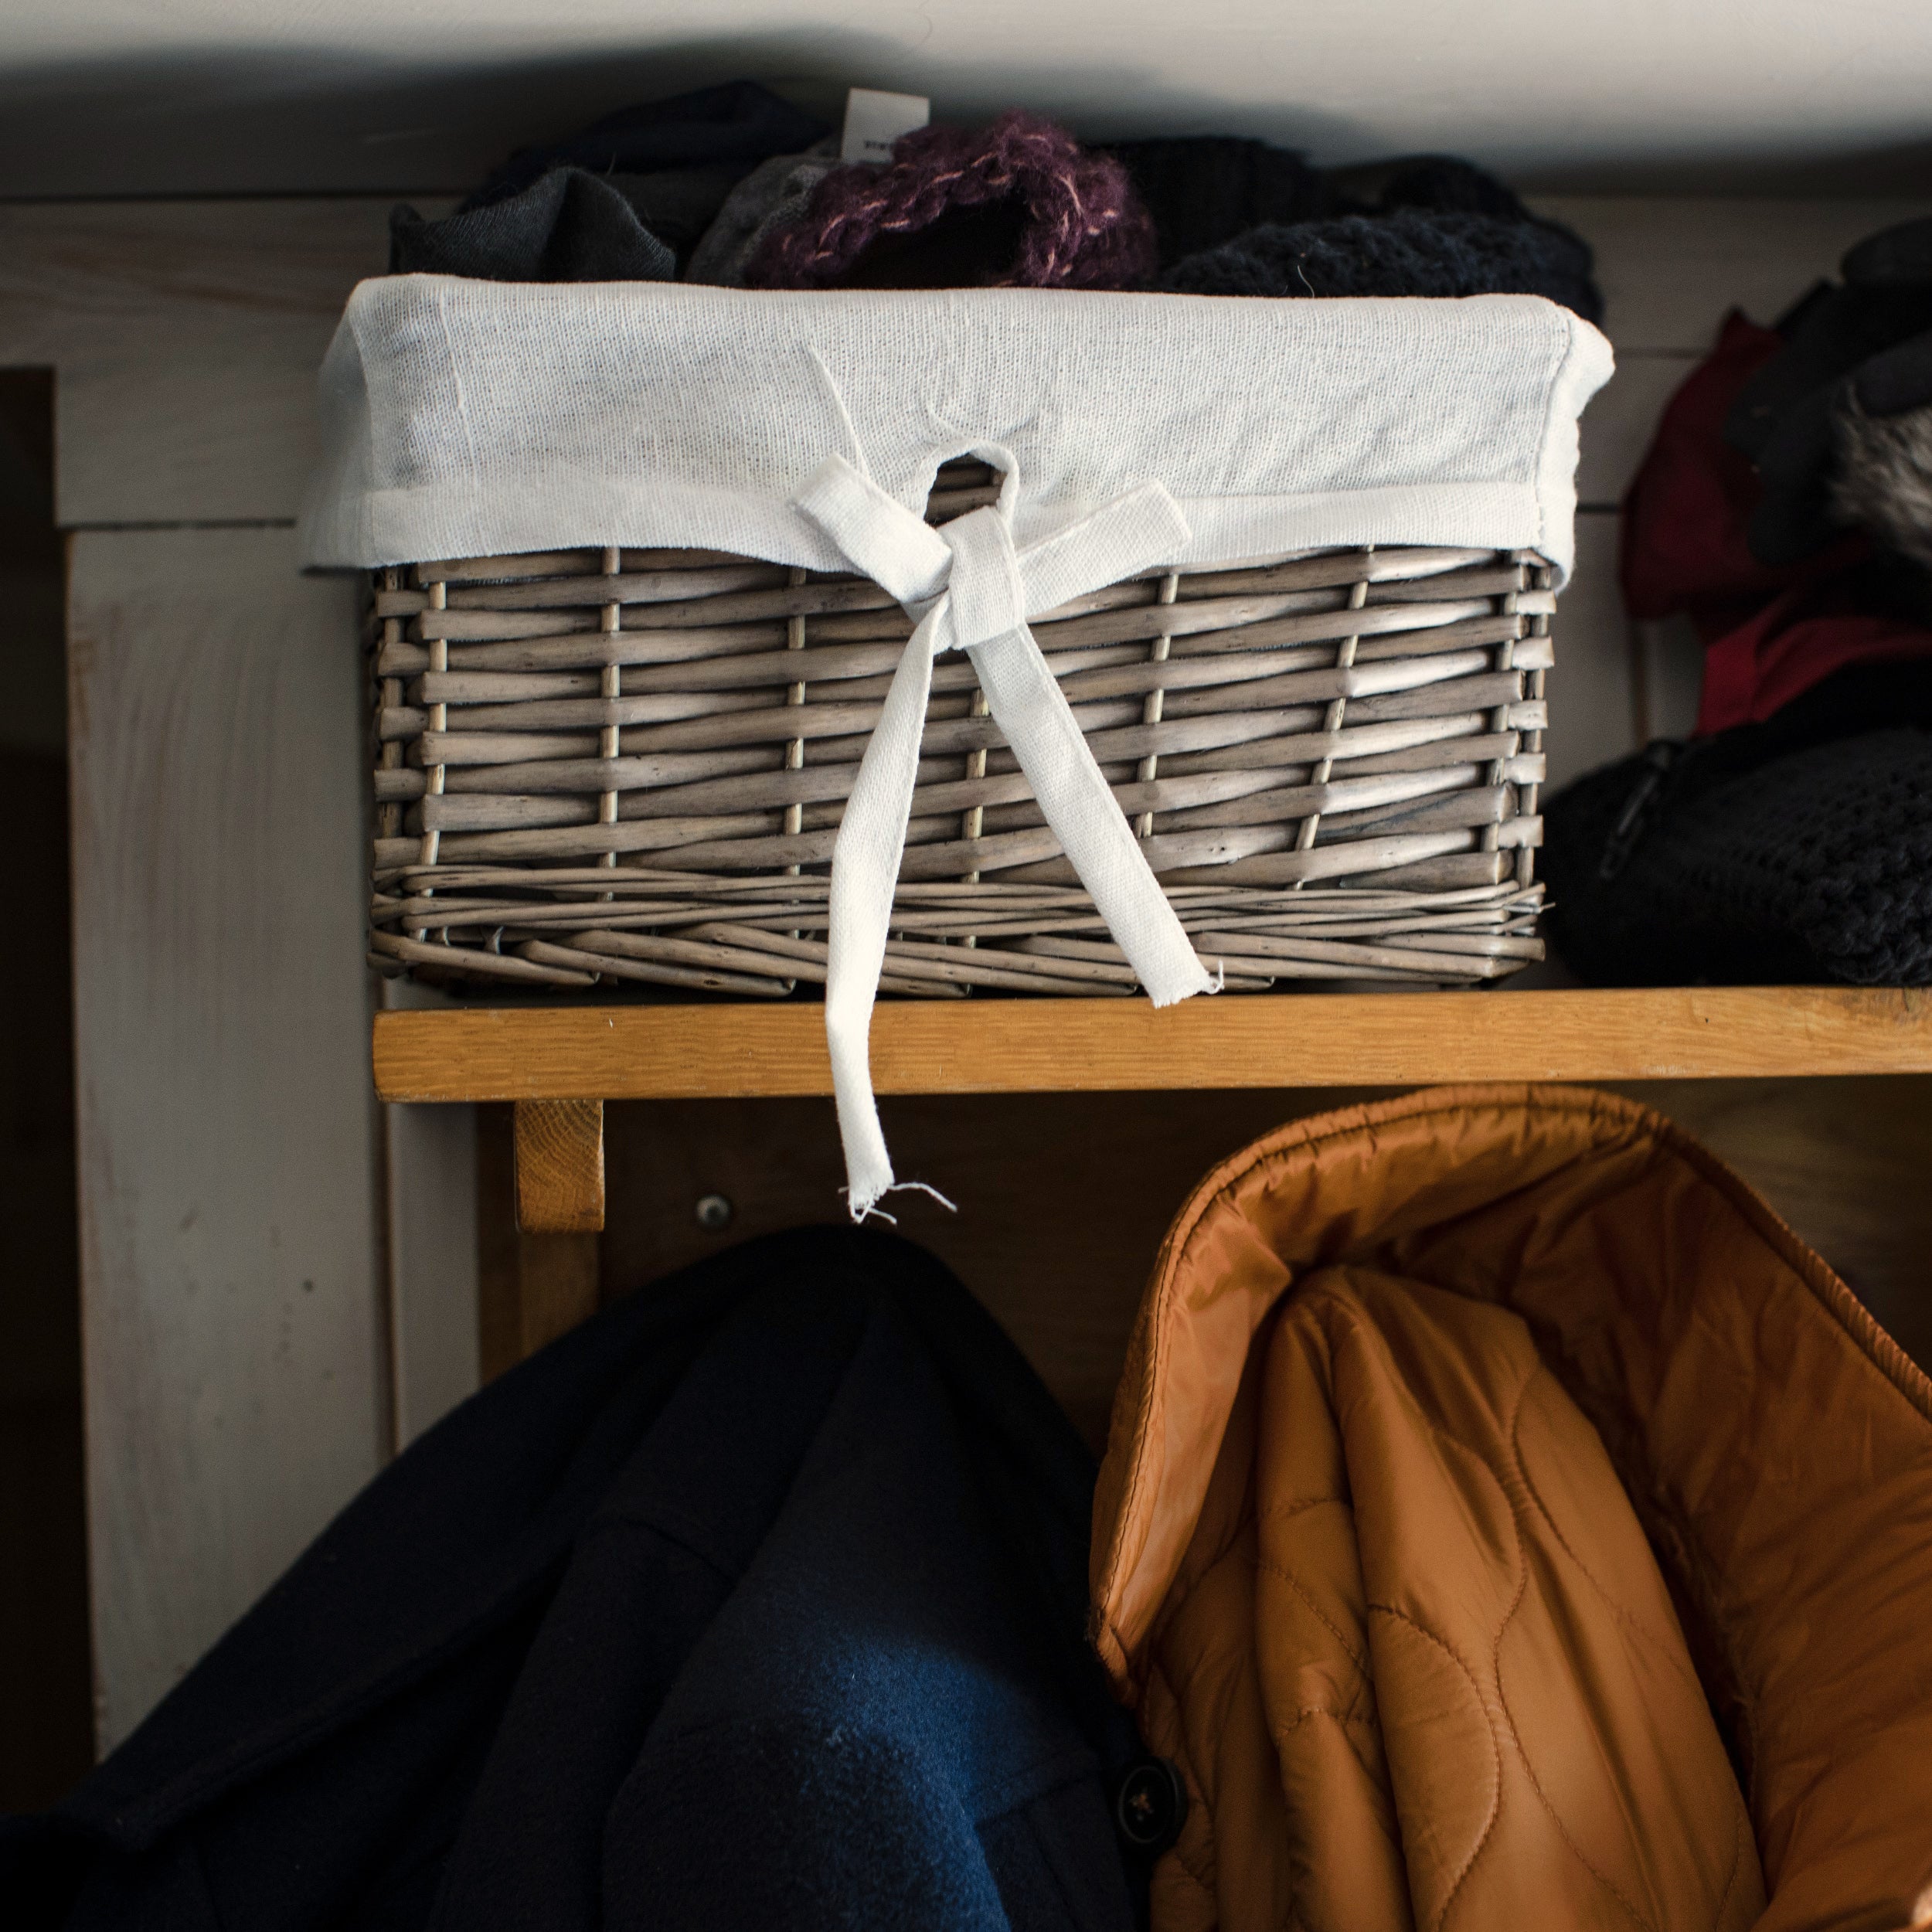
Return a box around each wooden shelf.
[373,985,1932,1104]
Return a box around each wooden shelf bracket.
[512,1097,606,1233]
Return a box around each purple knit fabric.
[747,110,1156,291]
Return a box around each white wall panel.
[67,528,384,1747]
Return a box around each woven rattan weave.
[368,461,1554,996]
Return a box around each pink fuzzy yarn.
[746,109,1156,291]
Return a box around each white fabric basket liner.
[299,278,1611,584]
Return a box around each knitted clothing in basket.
[746,111,1156,291]
[1162,207,1604,322]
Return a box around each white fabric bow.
[794,454,1216,1219]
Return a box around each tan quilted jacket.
[1090,1085,1932,1932]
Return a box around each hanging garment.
[3,1228,1156,1931]
[1090,1086,1932,1932]
[1621,307,1932,733]
[1726,215,1932,569]
[1831,337,1932,576]
[745,111,1157,291]
[300,280,1609,1213]
[1542,658,1932,985]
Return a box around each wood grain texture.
[513,1098,605,1233]
[597,1078,1932,1451]
[512,1234,601,1359]
[378,985,1932,1104]
[477,1104,599,1379]
[67,527,383,1748]
[0,199,419,527]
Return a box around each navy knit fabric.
[1544,662,1932,986]
[1104,136,1337,268]
[1162,206,1603,321]
[2,1229,1147,1931]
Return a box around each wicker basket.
[368,460,1554,998]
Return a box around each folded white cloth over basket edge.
[300,277,1611,585]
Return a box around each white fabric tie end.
[841,1178,960,1226]
[797,454,1213,1214]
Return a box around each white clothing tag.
[840,87,930,164]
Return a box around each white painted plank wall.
[66,531,383,1747]
[382,983,481,1444]
[5,192,1921,1746]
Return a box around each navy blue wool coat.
[5,1228,1151,1930]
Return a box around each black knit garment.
[1543,667,1932,985]
[1104,136,1338,268]
[1162,207,1604,321]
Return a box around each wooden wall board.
[0,201,415,529]
[67,526,386,1747]
[376,974,481,1446]
[597,1077,1932,1451]
[382,1099,479,1446]
[1533,197,1932,352]
[1573,354,1688,511]
[1545,512,1641,792]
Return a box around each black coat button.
[1114,1757,1187,1854]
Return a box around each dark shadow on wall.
[589,1078,1932,1456]
[0,38,1927,202]
[0,367,93,1806]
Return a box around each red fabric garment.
[1699,580,1932,733]
[1619,308,1932,733]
